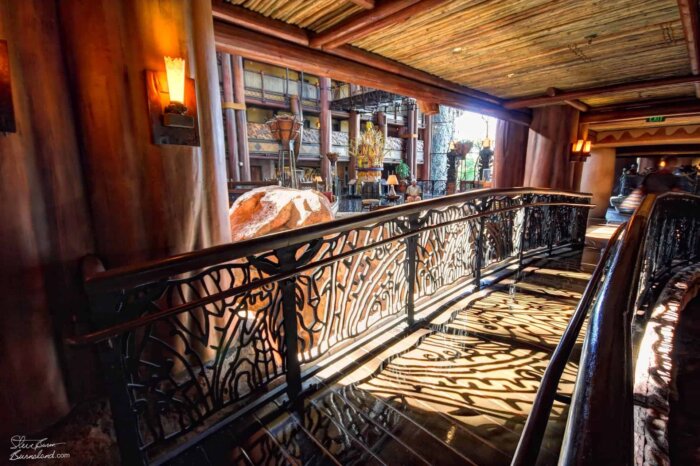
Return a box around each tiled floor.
[179,262,590,465]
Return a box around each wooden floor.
[175,259,591,466]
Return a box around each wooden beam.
[310,0,421,49]
[546,87,589,112]
[215,22,531,125]
[319,0,451,49]
[580,98,700,123]
[211,0,309,46]
[212,0,502,105]
[677,0,700,97]
[348,0,375,8]
[505,75,700,109]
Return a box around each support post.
[349,110,360,180]
[221,53,240,182]
[407,103,418,177]
[319,76,332,183]
[474,204,487,289]
[231,55,251,180]
[423,114,433,180]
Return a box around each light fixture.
[386,174,399,197]
[452,47,463,53]
[0,40,16,134]
[314,175,324,190]
[145,55,199,145]
[267,115,302,188]
[571,138,592,162]
[659,159,667,168]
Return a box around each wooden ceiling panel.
[350,0,691,100]
[225,0,362,32]
[588,113,700,132]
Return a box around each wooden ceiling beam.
[214,22,531,125]
[580,98,700,123]
[310,0,435,49]
[677,0,700,97]
[546,87,589,112]
[212,0,503,105]
[348,0,375,9]
[211,0,310,46]
[505,75,700,109]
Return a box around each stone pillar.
[423,114,433,180]
[231,55,251,181]
[0,0,95,437]
[348,110,360,180]
[523,106,580,190]
[319,76,332,183]
[59,0,231,267]
[431,105,458,180]
[493,119,528,188]
[580,148,617,219]
[221,53,240,182]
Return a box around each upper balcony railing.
[69,188,591,465]
[244,69,319,107]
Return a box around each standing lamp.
[267,115,302,188]
[314,175,324,191]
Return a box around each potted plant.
[395,161,411,192]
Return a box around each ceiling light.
[452,47,462,53]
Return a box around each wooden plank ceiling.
[223,0,698,112]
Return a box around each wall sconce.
[571,139,592,161]
[0,40,16,134]
[145,56,199,146]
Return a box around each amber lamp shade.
[387,174,399,185]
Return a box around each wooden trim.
[310,0,421,49]
[677,0,700,97]
[348,0,375,8]
[505,75,700,109]
[215,22,531,125]
[211,0,309,46]
[222,101,246,110]
[580,99,700,123]
[322,0,451,49]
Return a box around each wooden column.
[523,105,580,190]
[377,110,389,140]
[407,104,418,177]
[580,148,617,219]
[0,0,95,437]
[348,110,360,180]
[290,95,303,160]
[221,53,240,181]
[493,118,528,188]
[231,54,251,181]
[423,114,433,179]
[319,76,332,182]
[59,0,231,266]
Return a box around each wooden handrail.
[84,187,591,293]
[511,221,627,466]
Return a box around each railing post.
[474,205,487,290]
[280,275,302,406]
[547,205,555,256]
[405,214,420,326]
[519,204,529,270]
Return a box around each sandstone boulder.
[230,186,334,242]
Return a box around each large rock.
[230,186,334,241]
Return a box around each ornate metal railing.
[514,192,700,466]
[70,188,591,465]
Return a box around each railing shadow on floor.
[67,187,593,465]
